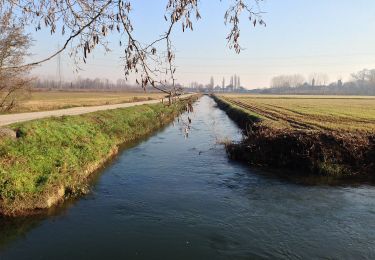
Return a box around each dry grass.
[219,94,375,133]
[12,90,166,113]
[214,95,375,179]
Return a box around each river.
[1,96,375,259]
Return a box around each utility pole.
[57,44,62,89]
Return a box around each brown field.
[218,94,375,133]
[13,90,166,113]
[216,94,375,177]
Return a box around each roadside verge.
[0,95,198,216]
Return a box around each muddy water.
[1,96,375,259]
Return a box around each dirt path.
[0,94,193,126]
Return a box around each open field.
[218,94,375,133]
[214,94,375,178]
[12,90,166,113]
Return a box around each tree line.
[35,78,138,91]
[185,75,246,93]
[251,70,375,95]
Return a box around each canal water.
[1,96,375,259]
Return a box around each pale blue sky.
[30,0,375,89]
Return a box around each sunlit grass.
[219,94,375,132]
[0,100,187,215]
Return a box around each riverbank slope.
[213,95,375,181]
[0,96,197,216]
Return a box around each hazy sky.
[30,0,375,89]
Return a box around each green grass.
[0,100,190,215]
[219,94,375,133]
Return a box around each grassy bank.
[213,95,375,181]
[0,96,196,216]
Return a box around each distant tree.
[116,78,127,88]
[369,70,375,84]
[271,74,305,88]
[2,0,266,98]
[0,12,33,112]
[352,69,375,85]
[288,74,304,88]
[210,76,215,88]
[308,73,329,86]
[351,69,367,82]
[256,68,375,95]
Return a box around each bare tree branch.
[0,0,265,97]
[0,11,33,111]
